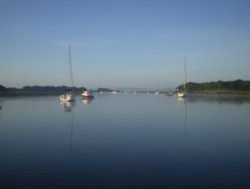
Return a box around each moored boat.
[60,45,76,102]
[81,90,94,99]
[177,58,188,98]
[60,90,76,102]
[177,92,186,98]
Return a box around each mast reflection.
[60,101,75,112]
[178,98,188,136]
[82,98,93,105]
[60,101,75,157]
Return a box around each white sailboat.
[60,45,76,102]
[177,58,188,98]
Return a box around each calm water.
[0,94,250,189]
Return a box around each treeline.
[21,86,86,93]
[97,88,113,92]
[177,80,250,92]
[0,85,8,93]
[0,85,87,94]
[0,85,116,95]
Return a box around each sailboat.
[177,58,188,98]
[60,45,76,102]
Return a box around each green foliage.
[177,80,250,92]
[21,86,87,93]
[0,85,87,95]
[0,85,8,93]
[97,88,112,92]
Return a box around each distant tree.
[177,80,250,92]
[21,86,87,93]
[0,85,8,93]
[97,88,112,92]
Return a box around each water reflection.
[68,109,74,157]
[186,94,250,104]
[1,95,250,189]
[82,97,93,105]
[60,101,75,157]
[178,98,188,136]
[60,101,75,112]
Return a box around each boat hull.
[81,91,94,99]
[60,94,76,102]
[177,92,187,98]
[81,95,94,100]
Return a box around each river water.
[0,94,250,189]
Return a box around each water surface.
[0,94,250,189]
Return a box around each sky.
[1,0,250,89]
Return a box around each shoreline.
[189,91,250,95]
[0,92,62,97]
[1,90,250,97]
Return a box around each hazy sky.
[1,0,250,89]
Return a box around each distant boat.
[60,45,76,102]
[155,81,160,95]
[177,58,188,98]
[166,91,174,96]
[81,90,94,99]
[155,91,160,95]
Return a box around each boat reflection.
[60,101,75,157]
[177,97,185,102]
[82,97,93,105]
[178,98,188,136]
[185,93,250,105]
[60,101,75,112]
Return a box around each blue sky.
[1,0,250,89]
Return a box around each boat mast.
[68,44,74,91]
[184,57,187,90]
